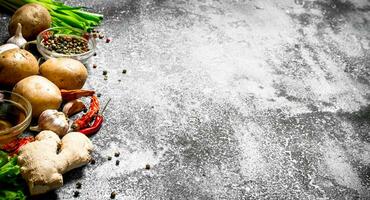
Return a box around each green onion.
[0,0,103,31]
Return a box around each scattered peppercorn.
[122,69,127,74]
[115,160,120,166]
[73,191,80,198]
[93,52,97,56]
[90,159,96,165]
[108,156,112,161]
[145,164,150,170]
[104,76,108,81]
[114,152,120,157]
[110,191,116,199]
[97,93,101,97]
[76,182,82,189]
[99,34,104,39]
[106,38,111,43]
[118,79,121,82]
[93,64,97,68]
[103,70,108,75]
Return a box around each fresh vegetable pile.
[0,0,103,32]
[0,151,26,200]
[0,1,108,198]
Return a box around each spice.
[7,23,27,48]
[122,69,127,74]
[42,33,89,55]
[79,115,104,135]
[0,136,34,155]
[93,64,97,68]
[90,159,96,165]
[76,182,82,189]
[97,93,101,97]
[103,70,107,75]
[61,89,95,101]
[93,52,97,56]
[72,96,100,130]
[30,109,69,136]
[145,164,150,170]
[107,156,112,161]
[115,160,120,166]
[106,38,111,43]
[63,99,86,117]
[114,152,120,157]
[104,76,108,81]
[110,192,116,199]
[73,191,80,198]
[79,98,110,135]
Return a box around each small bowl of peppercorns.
[36,27,96,64]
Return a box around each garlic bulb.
[7,23,27,48]
[30,109,69,137]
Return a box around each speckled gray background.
[1,0,370,199]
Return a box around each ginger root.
[17,131,93,195]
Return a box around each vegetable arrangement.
[0,0,103,32]
[0,1,109,198]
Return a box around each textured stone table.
[1,0,370,199]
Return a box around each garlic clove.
[7,23,27,48]
[35,109,69,137]
[62,99,86,117]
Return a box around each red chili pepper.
[1,136,34,155]
[72,95,100,131]
[79,115,104,135]
[61,89,95,101]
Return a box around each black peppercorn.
[110,191,116,199]
[73,191,80,198]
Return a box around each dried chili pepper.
[79,115,104,135]
[1,136,34,155]
[72,95,100,131]
[61,89,95,101]
[79,98,111,135]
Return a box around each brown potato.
[9,3,51,40]
[13,75,62,118]
[0,49,39,85]
[40,58,88,90]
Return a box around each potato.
[0,49,39,85]
[13,75,62,118]
[9,3,51,40]
[40,58,88,90]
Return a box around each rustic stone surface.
[1,0,370,199]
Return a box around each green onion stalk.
[0,0,103,32]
